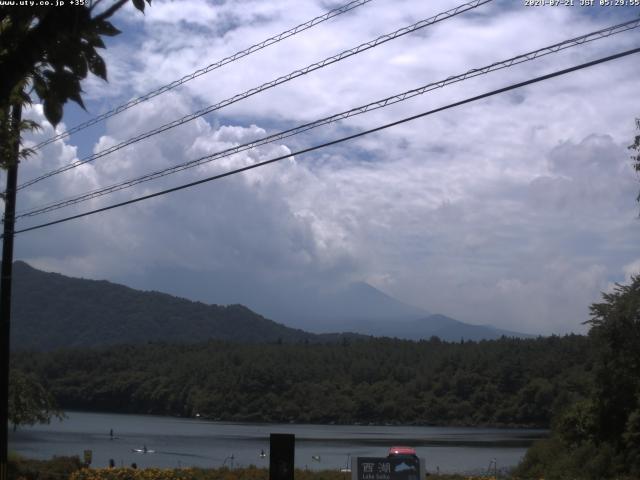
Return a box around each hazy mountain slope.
[355,314,533,341]
[10,261,530,350]
[119,267,429,331]
[118,266,532,340]
[10,261,320,350]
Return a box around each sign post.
[352,456,424,480]
[269,433,294,480]
[83,450,93,467]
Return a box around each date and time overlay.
[525,0,639,6]
[2,0,640,7]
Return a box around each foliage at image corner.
[2,0,152,430]
[0,81,41,175]
[514,275,640,480]
[0,0,151,169]
[8,368,64,431]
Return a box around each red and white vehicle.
[387,446,418,458]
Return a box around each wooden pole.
[1,102,22,480]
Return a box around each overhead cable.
[10,46,640,236]
[17,0,492,191]
[14,17,640,220]
[31,0,377,150]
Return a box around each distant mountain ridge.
[9,261,351,351]
[345,314,534,341]
[119,265,532,340]
[9,261,531,350]
[119,267,430,328]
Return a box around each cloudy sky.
[5,0,640,335]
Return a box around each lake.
[8,411,546,474]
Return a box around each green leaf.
[95,20,121,37]
[74,54,88,79]
[43,97,63,126]
[48,70,86,110]
[69,89,86,110]
[32,73,48,102]
[87,33,106,49]
[132,0,145,12]
[20,120,41,135]
[18,89,32,105]
[87,52,107,80]
[56,52,87,79]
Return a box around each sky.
[4,0,640,335]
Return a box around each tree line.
[12,334,592,428]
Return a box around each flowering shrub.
[70,467,269,480]
[69,468,499,480]
[8,454,84,480]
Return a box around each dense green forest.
[12,334,591,427]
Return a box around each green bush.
[8,454,84,480]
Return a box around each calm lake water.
[8,411,546,474]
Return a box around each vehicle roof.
[388,446,417,456]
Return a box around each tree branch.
[93,0,129,22]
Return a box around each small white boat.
[131,448,155,454]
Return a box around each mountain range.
[9,261,530,351]
[120,264,532,340]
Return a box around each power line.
[13,19,638,218]
[10,46,639,237]
[16,0,492,191]
[31,0,376,151]
[14,18,640,220]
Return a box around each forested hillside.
[9,261,346,349]
[12,335,592,427]
[10,261,528,347]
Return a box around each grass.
[7,455,506,480]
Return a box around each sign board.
[352,456,424,480]
[269,433,294,480]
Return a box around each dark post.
[0,102,22,480]
[269,433,294,480]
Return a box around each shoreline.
[53,409,552,431]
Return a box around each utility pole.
[1,102,22,480]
